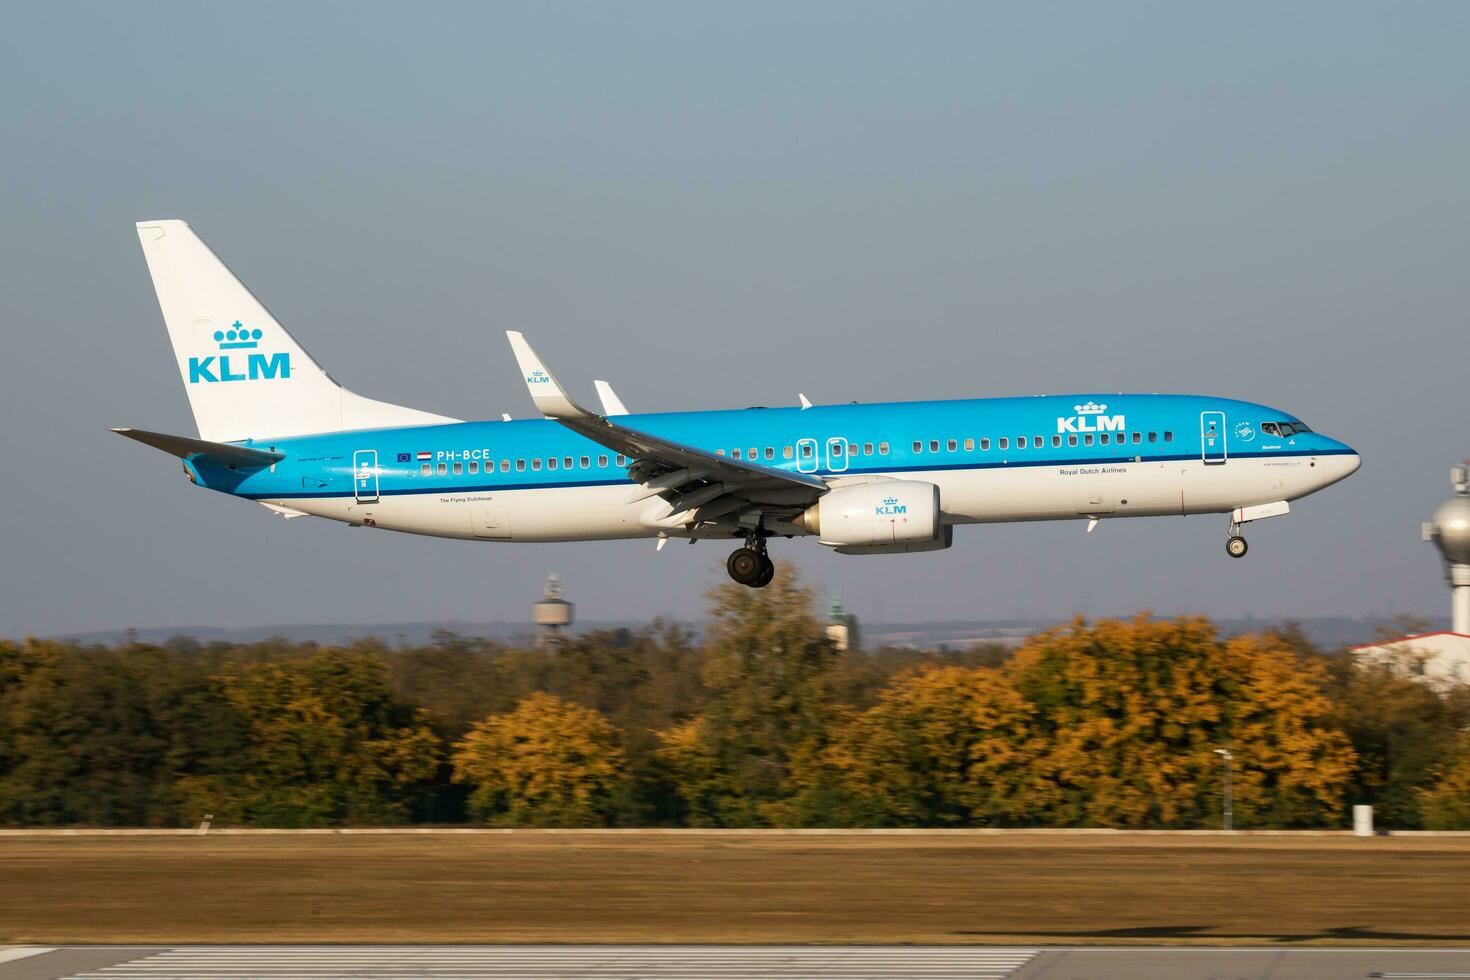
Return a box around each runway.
[4,945,1470,980]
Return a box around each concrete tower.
[532,573,574,648]
[1425,464,1470,635]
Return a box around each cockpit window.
[1263,421,1311,437]
[1261,422,1281,437]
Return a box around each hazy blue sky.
[2,2,1468,635]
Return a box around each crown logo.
[1074,401,1108,415]
[883,496,898,506]
[214,320,262,350]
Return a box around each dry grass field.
[2,831,1468,946]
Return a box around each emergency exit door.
[1200,411,1227,465]
[353,449,380,503]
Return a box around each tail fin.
[135,220,458,442]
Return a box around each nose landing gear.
[727,533,775,588]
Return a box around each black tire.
[751,556,776,588]
[727,547,764,584]
[1226,535,1248,558]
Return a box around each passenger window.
[879,442,890,455]
[831,443,844,457]
[716,449,726,456]
[598,455,608,467]
[999,437,1009,450]
[469,461,478,474]
[1148,432,1157,443]
[421,463,431,476]
[453,461,463,475]
[732,449,742,459]
[616,455,627,466]
[1100,434,1109,445]
[913,441,923,453]
[532,459,542,471]
[580,456,590,468]
[501,459,510,472]
[765,447,775,460]
[1164,431,1174,443]
[1132,432,1141,444]
[1084,434,1094,446]
[1068,435,1078,447]
[1052,435,1061,448]
[1016,436,1027,449]
[564,456,573,469]
[802,443,814,458]
[980,438,990,451]
[929,440,940,453]
[516,459,526,471]
[547,457,557,470]
[865,442,875,455]
[437,462,447,475]
[947,439,957,452]
[784,446,794,459]
[964,438,974,452]
[1035,434,1043,447]
[848,443,858,456]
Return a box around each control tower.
[532,573,574,648]
[1425,463,1470,635]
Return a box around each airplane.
[118,220,1361,588]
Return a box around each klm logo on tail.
[188,321,291,384]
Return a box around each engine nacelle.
[796,481,944,551]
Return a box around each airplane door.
[796,438,818,474]
[826,437,849,473]
[1201,411,1227,465]
[472,502,512,539]
[353,450,380,503]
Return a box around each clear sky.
[2,2,1468,635]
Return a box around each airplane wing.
[505,332,827,529]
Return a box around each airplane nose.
[1319,446,1361,487]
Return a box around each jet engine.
[795,481,949,554]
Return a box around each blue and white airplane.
[119,220,1361,588]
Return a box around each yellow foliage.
[453,692,626,827]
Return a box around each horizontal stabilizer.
[112,427,285,468]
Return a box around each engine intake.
[796,481,944,550]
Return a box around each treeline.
[2,568,1469,829]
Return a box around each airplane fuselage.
[191,393,1359,544]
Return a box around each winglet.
[798,393,813,410]
[505,331,589,419]
[594,380,630,416]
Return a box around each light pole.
[1214,748,1234,831]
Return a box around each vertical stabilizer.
[135,220,457,442]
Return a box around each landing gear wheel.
[751,556,775,589]
[1226,535,1249,558]
[727,547,765,585]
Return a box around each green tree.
[657,565,842,826]
[189,649,440,826]
[452,692,626,826]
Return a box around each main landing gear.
[727,533,775,588]
[1225,519,1249,558]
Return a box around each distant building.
[532,573,574,648]
[826,597,860,652]
[1352,632,1470,688]
[1353,465,1470,686]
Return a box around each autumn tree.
[1418,737,1470,829]
[1006,617,1355,828]
[452,692,627,826]
[791,664,1040,826]
[185,649,440,826]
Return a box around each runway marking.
[65,945,1040,979]
[0,949,57,965]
